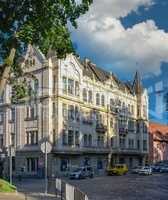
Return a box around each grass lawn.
[0,179,16,193]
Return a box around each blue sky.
[71,0,168,124]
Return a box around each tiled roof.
[149,122,168,135]
[82,59,137,95]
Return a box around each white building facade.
[0,46,149,177]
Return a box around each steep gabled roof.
[82,58,135,95]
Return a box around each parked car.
[107,164,128,176]
[69,166,94,179]
[138,166,152,175]
[151,165,161,173]
[131,166,142,174]
[159,166,168,173]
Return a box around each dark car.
[69,166,94,179]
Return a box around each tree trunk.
[0,47,16,96]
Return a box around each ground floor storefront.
[14,151,109,178]
[5,151,148,178]
[110,154,148,168]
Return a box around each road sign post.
[8,145,15,185]
[40,139,52,195]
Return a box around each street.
[67,173,168,200]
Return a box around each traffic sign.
[40,140,52,154]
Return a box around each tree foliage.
[0,0,92,93]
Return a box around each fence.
[55,178,89,200]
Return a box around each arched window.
[96,93,100,106]
[88,90,93,103]
[83,88,87,102]
[88,135,92,147]
[101,95,105,107]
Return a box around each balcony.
[119,128,128,135]
[53,145,109,154]
[82,119,93,125]
[110,106,120,114]
[111,147,145,155]
[96,123,107,133]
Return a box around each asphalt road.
[67,173,168,200]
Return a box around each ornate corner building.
[0,45,149,177]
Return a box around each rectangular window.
[0,135,3,148]
[75,106,80,121]
[53,75,56,93]
[62,77,67,94]
[128,139,134,149]
[128,120,135,132]
[27,158,38,172]
[143,140,147,151]
[26,131,38,145]
[62,103,67,120]
[0,113,3,123]
[62,129,67,146]
[0,91,4,103]
[75,131,80,146]
[60,159,69,172]
[10,133,15,146]
[68,79,74,95]
[137,140,140,150]
[137,122,140,133]
[97,135,104,147]
[119,137,126,149]
[68,105,74,121]
[9,108,15,121]
[75,81,79,96]
[68,130,74,146]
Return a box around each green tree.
[0,0,92,96]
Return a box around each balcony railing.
[96,123,107,133]
[119,128,128,135]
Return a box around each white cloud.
[72,0,168,76]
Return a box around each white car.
[138,166,152,175]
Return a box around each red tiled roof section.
[149,122,168,135]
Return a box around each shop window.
[60,159,69,171]
[97,159,103,170]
